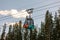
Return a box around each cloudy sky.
[0,0,60,30]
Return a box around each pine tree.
[32,28,37,40]
[24,29,28,40]
[5,25,12,40]
[38,33,44,40]
[13,23,18,40]
[11,24,15,40]
[56,8,60,40]
[49,13,53,40]
[30,28,37,40]
[44,10,53,40]
[1,24,6,40]
[30,29,33,40]
[45,10,50,40]
[52,12,58,40]
[38,28,44,40]
[41,22,45,34]
[40,22,45,40]
[18,21,22,40]
[56,16,60,40]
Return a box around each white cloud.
[0,10,10,15]
[0,9,29,18]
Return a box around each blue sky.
[0,0,60,35]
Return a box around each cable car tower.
[23,8,34,29]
